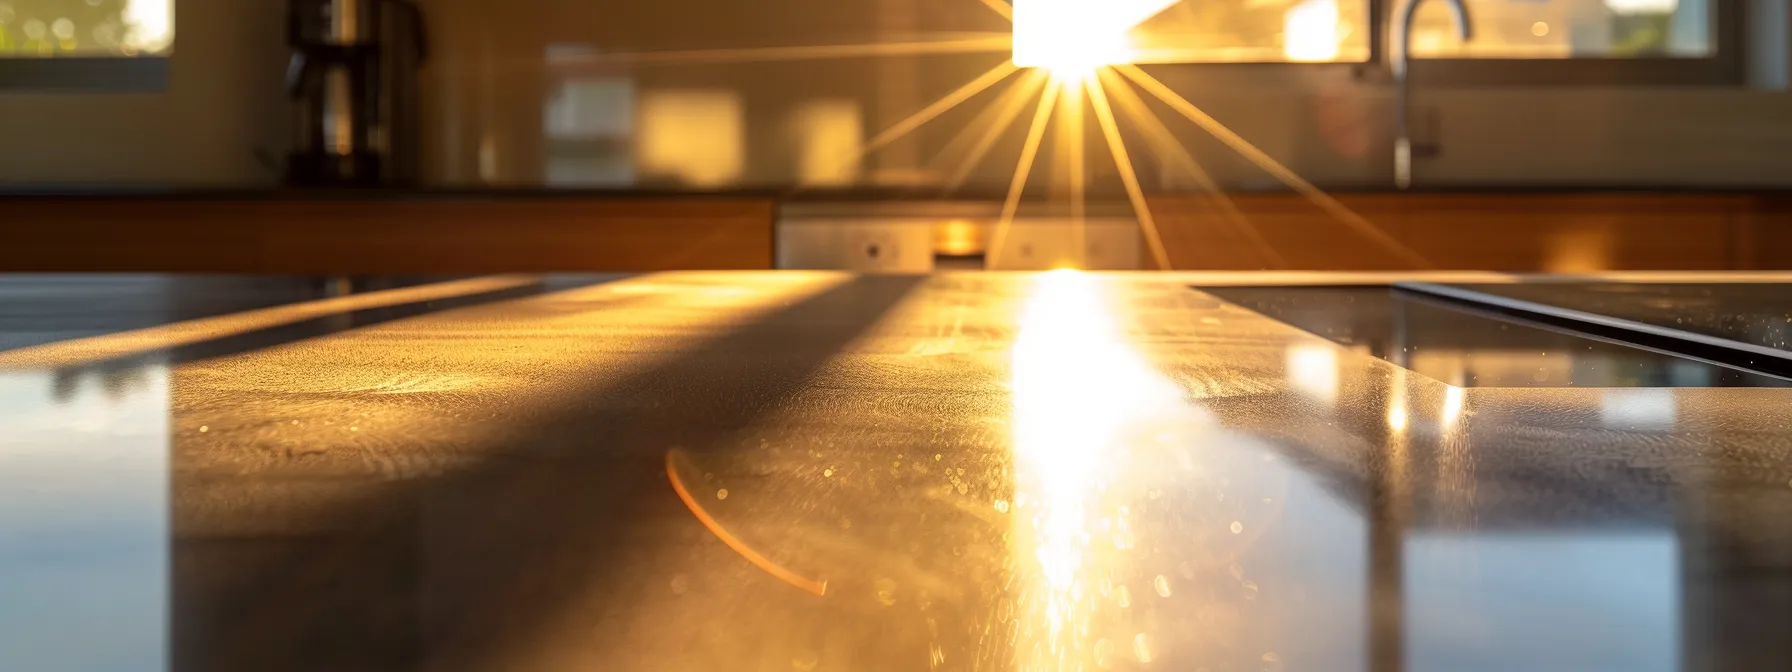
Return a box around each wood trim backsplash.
[0,196,778,273]
[3,191,1788,273]
[1143,192,1792,272]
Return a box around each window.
[1114,0,1737,84]
[1410,0,1711,58]
[0,0,171,90]
[1400,0,1740,85]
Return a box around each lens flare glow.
[1011,0,1177,79]
[1009,270,1192,661]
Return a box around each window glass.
[1410,0,1712,58]
[1124,0,1374,63]
[0,0,171,57]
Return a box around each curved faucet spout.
[1392,0,1472,188]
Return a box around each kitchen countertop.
[2,271,1791,671]
[4,185,1790,201]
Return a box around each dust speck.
[716,489,729,500]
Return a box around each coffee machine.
[286,0,428,186]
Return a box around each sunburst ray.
[1095,68,1286,269]
[840,62,1020,177]
[1116,64,1430,269]
[1086,69,1172,270]
[934,69,1051,192]
[988,78,1063,269]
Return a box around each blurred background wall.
[0,0,1789,189]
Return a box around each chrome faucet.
[1391,0,1472,189]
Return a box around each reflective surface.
[0,275,470,352]
[1204,285,1788,387]
[1438,282,1792,354]
[2,273,1791,671]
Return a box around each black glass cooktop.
[1417,282,1792,353]
[1203,285,1791,388]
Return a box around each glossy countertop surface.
[3,272,1791,671]
[1433,282,1792,353]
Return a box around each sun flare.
[1010,0,1176,80]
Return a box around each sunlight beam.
[1087,69,1173,271]
[989,78,1063,270]
[943,69,1051,193]
[1096,68,1287,269]
[568,36,1013,66]
[1065,80,1088,266]
[853,62,1020,171]
[1115,64,1431,269]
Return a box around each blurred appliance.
[778,202,1142,272]
[286,0,428,186]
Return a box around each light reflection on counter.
[1286,342,1341,406]
[0,366,170,671]
[1600,389,1679,430]
[1009,272,1366,670]
[1010,270,1180,663]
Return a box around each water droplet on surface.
[669,574,689,595]
[716,488,729,500]
[792,650,819,671]
[1133,633,1153,663]
[1230,521,1244,534]
[874,578,897,606]
[994,499,1010,513]
[198,425,208,433]
[934,454,942,461]
[1263,652,1280,663]
[1117,585,1131,608]
[1154,575,1171,597]
[1243,580,1260,599]
[1094,638,1115,668]
[824,467,834,477]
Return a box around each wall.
[0,0,1789,189]
[0,0,288,186]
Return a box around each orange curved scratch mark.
[665,450,828,596]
